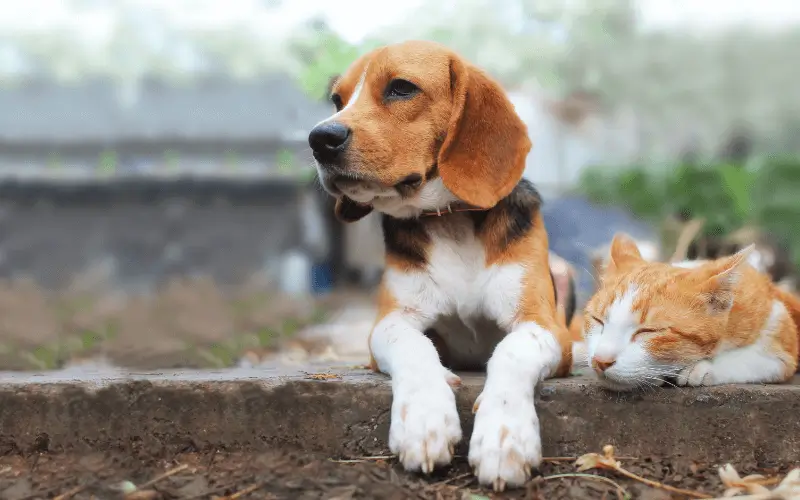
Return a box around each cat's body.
[580,234,800,391]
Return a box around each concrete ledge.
[1,367,798,465]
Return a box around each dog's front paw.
[468,391,541,492]
[389,377,462,473]
[677,360,714,386]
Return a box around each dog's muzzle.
[308,121,351,166]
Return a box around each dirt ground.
[1,449,795,500]
[0,278,373,371]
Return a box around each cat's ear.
[605,233,645,277]
[694,244,755,313]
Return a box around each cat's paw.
[677,360,714,386]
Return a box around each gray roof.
[0,75,331,144]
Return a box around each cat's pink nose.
[592,356,616,373]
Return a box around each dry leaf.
[124,490,159,500]
[575,452,620,472]
[304,372,341,380]
[716,464,800,498]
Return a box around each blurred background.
[0,0,798,372]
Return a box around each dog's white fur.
[368,217,562,490]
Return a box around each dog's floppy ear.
[437,55,531,209]
[334,196,373,223]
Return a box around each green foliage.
[224,149,239,171]
[98,149,118,176]
[577,157,800,267]
[665,164,752,236]
[291,27,362,100]
[718,163,753,219]
[163,149,179,172]
[579,163,752,237]
[276,149,295,172]
[752,156,800,265]
[24,344,63,370]
[615,168,665,221]
[46,153,63,170]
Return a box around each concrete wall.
[0,178,310,292]
[0,140,310,178]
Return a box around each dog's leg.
[370,311,463,473]
[468,323,563,492]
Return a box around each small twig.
[669,218,706,263]
[184,485,232,500]
[612,466,712,498]
[329,455,395,463]
[543,456,638,462]
[577,446,712,499]
[131,463,189,492]
[218,482,268,500]
[54,484,90,500]
[534,473,628,500]
[431,472,473,487]
[205,448,219,470]
[730,477,781,488]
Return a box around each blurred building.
[0,75,326,177]
[0,76,362,293]
[508,88,640,198]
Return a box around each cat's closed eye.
[632,327,667,339]
[589,315,604,326]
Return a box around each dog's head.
[308,40,531,222]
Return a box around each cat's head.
[583,233,754,391]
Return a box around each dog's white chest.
[385,222,525,368]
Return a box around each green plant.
[224,149,239,171]
[294,32,362,99]
[163,149,179,172]
[752,156,800,266]
[98,149,118,176]
[276,149,295,172]
[718,163,754,220]
[578,157,800,269]
[46,153,63,170]
[665,163,748,236]
[578,165,666,222]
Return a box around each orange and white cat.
[580,233,800,391]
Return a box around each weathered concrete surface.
[1,366,798,466]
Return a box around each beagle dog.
[308,40,576,492]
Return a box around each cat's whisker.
[637,374,660,392]
[635,379,655,394]
[576,264,601,288]
[641,375,677,389]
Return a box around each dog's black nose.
[308,122,351,163]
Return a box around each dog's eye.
[397,173,423,187]
[331,94,343,112]
[385,79,419,100]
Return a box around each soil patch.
[0,280,371,371]
[1,450,796,500]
